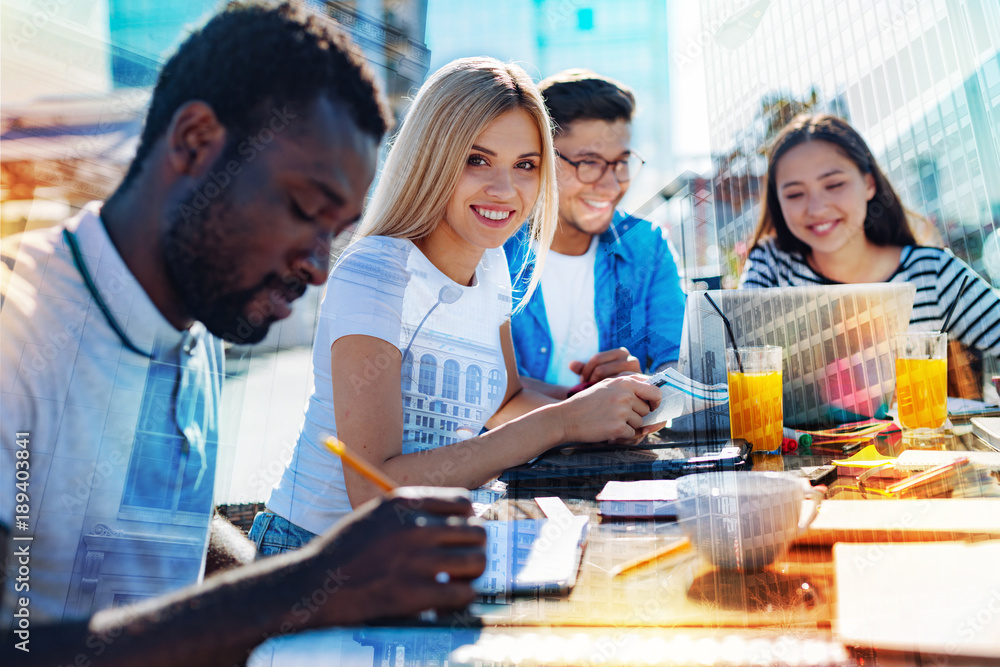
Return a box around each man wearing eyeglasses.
[505,69,686,398]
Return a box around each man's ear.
[165,101,227,177]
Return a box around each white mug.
[675,471,824,571]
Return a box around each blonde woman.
[251,57,660,555]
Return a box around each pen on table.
[610,537,692,577]
[886,456,969,498]
[324,436,397,493]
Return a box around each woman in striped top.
[739,114,1000,356]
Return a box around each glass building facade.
[108,0,216,88]
[697,0,1000,289]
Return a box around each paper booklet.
[642,368,728,427]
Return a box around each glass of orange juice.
[894,332,948,430]
[726,346,783,452]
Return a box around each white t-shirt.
[267,236,512,535]
[1,204,223,624]
[540,237,600,386]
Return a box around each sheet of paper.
[534,496,574,519]
[596,479,679,502]
[643,368,728,426]
[835,541,1000,658]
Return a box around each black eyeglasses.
[556,151,645,184]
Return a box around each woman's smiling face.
[439,107,542,253]
[774,139,876,260]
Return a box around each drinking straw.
[703,293,743,372]
[325,436,397,492]
[940,276,969,335]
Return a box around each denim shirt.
[505,210,686,381]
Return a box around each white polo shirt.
[1,203,223,624]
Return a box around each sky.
[665,1,712,173]
[423,0,713,177]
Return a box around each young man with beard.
[505,70,686,398]
[0,4,485,665]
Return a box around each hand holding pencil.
[298,438,485,625]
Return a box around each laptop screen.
[679,283,916,429]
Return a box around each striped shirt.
[739,239,1000,356]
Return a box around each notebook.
[678,283,916,430]
[799,498,1000,544]
[973,417,1000,450]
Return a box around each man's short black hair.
[122,1,392,187]
[538,68,635,135]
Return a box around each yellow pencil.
[324,436,397,493]
[610,537,692,577]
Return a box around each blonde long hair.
[358,56,557,307]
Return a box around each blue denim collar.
[597,210,639,263]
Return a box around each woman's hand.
[553,376,661,443]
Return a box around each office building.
[108,0,216,88]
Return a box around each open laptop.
[678,283,916,430]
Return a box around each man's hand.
[7,489,486,667]
[290,487,487,628]
[569,347,641,383]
